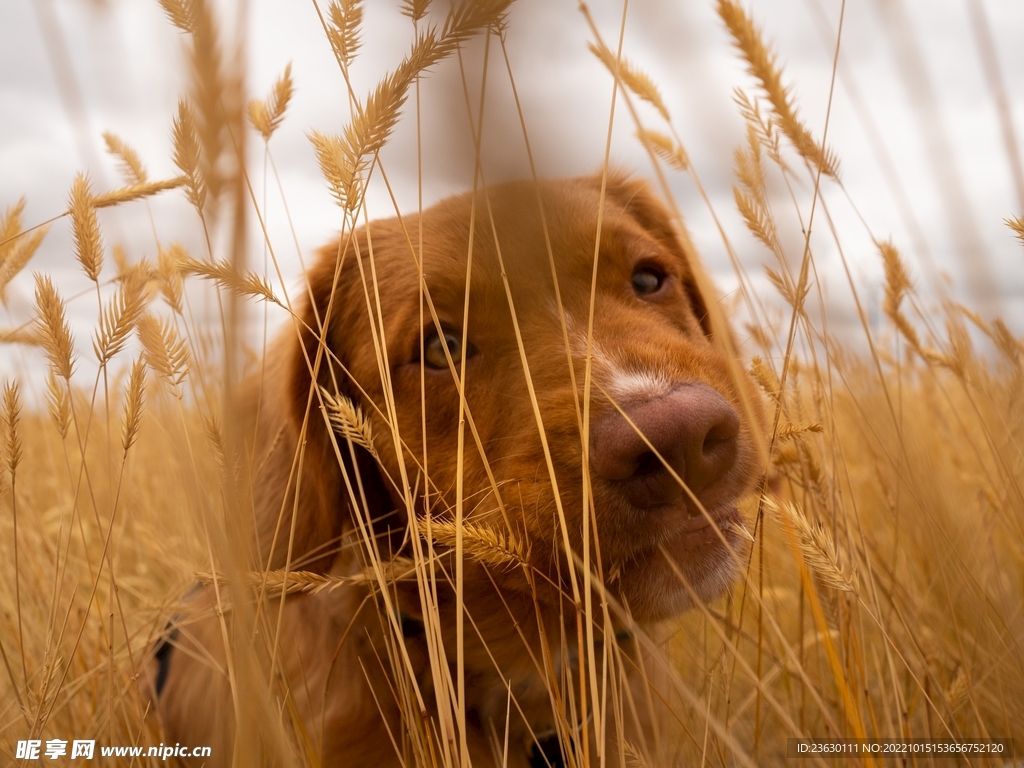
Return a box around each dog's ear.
[266,234,394,572]
[599,172,716,339]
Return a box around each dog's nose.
[590,383,740,509]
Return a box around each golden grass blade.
[33,274,76,381]
[68,173,103,282]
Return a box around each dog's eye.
[632,267,666,296]
[423,331,464,370]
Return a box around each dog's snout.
[590,383,740,510]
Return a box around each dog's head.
[285,173,766,622]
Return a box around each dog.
[145,173,766,767]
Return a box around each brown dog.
[147,173,766,767]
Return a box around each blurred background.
[1,0,1022,381]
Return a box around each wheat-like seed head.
[327,0,364,69]
[946,667,970,711]
[623,742,650,768]
[635,128,689,172]
[400,0,431,22]
[734,186,779,256]
[776,422,823,441]
[248,62,294,142]
[1005,214,1024,245]
[33,274,76,381]
[765,265,807,310]
[942,312,972,379]
[69,173,103,282]
[121,358,147,453]
[717,0,839,180]
[196,558,417,597]
[989,319,1022,366]
[157,244,186,314]
[158,0,193,32]
[102,132,148,184]
[878,240,924,353]
[765,496,854,592]
[138,314,191,395]
[727,518,756,543]
[1,201,49,308]
[419,518,529,569]
[177,255,280,305]
[309,130,363,211]
[750,356,781,401]
[93,268,148,365]
[744,322,772,353]
[588,41,670,122]
[734,125,767,202]
[202,414,226,471]
[44,372,71,439]
[311,0,511,212]
[734,88,787,169]
[91,177,188,210]
[322,389,376,454]
[2,380,22,476]
[0,199,27,245]
[169,0,229,209]
[171,99,207,213]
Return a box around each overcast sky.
[1,0,1022,385]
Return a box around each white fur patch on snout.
[589,340,675,402]
[555,306,676,401]
[604,366,676,401]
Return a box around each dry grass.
[1,1,1022,766]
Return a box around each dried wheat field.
[1,0,1023,766]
